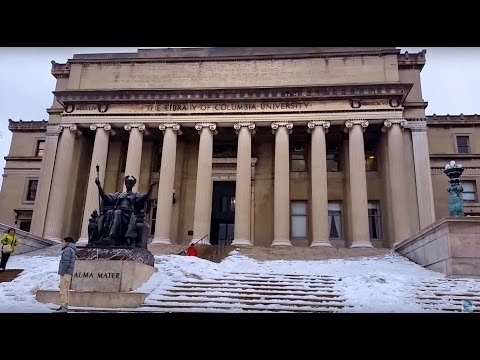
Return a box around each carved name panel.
[69,99,394,115]
[77,56,397,90]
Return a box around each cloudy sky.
[0,47,479,189]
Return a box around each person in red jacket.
[186,243,198,257]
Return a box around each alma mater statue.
[87,175,157,247]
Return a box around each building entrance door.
[210,181,236,245]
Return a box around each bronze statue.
[88,175,157,247]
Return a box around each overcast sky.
[0,47,479,189]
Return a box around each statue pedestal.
[35,247,157,309]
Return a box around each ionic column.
[123,123,146,192]
[308,121,332,247]
[192,123,217,243]
[383,119,411,245]
[43,124,81,242]
[345,120,373,248]
[152,123,182,245]
[77,124,113,245]
[409,120,436,229]
[31,124,62,237]
[271,121,293,247]
[232,122,255,247]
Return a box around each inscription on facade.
[144,102,310,112]
[73,271,121,279]
[69,99,397,115]
[78,57,394,90]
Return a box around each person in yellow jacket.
[1,228,19,270]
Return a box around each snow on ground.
[0,249,476,313]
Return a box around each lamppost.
[444,160,465,217]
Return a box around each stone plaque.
[77,57,396,90]
[71,260,156,292]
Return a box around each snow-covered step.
[142,301,348,312]
[150,291,342,299]
[414,277,480,312]
[164,288,338,296]
[167,283,336,292]
[186,278,337,284]
[146,297,345,307]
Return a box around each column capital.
[344,120,369,133]
[307,120,330,134]
[46,124,63,136]
[90,123,112,131]
[195,122,217,134]
[234,122,256,134]
[159,122,182,134]
[271,121,293,134]
[383,118,408,131]
[406,119,428,133]
[59,123,82,136]
[124,123,146,131]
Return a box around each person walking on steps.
[1,228,19,271]
[186,243,198,257]
[54,237,76,313]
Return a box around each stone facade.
[1,47,477,248]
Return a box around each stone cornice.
[8,119,47,132]
[67,48,400,65]
[426,114,480,126]
[403,101,429,109]
[53,83,413,108]
[51,61,70,79]
[398,50,426,70]
[4,156,43,162]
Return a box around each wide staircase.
[415,278,480,312]
[143,272,349,312]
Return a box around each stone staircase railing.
[0,223,57,255]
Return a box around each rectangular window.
[152,144,162,173]
[364,137,378,172]
[328,202,343,239]
[291,201,307,238]
[36,140,45,157]
[20,220,31,232]
[149,199,157,235]
[120,144,127,172]
[290,145,306,172]
[368,201,381,240]
[365,153,377,172]
[26,180,38,201]
[326,142,340,172]
[456,136,470,154]
[462,181,477,202]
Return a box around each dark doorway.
[210,181,236,245]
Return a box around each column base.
[151,238,172,245]
[76,238,89,246]
[350,242,374,249]
[231,239,252,247]
[44,237,62,244]
[310,241,333,248]
[271,240,293,247]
